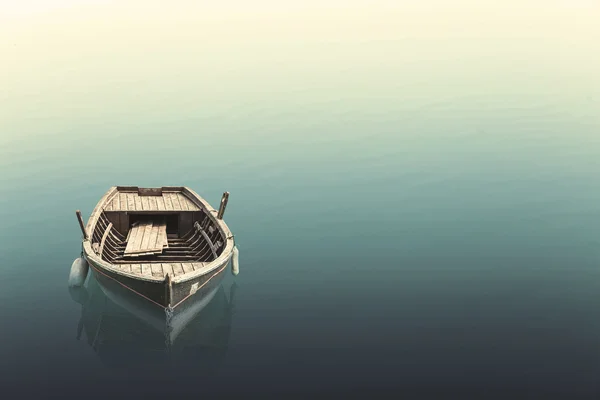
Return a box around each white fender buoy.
[68,257,89,287]
[231,246,240,276]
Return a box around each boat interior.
[91,210,226,264]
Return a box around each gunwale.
[103,186,201,212]
[83,186,234,285]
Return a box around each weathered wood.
[157,255,205,260]
[169,193,181,209]
[171,263,184,276]
[125,222,141,253]
[141,196,150,211]
[217,192,229,219]
[99,213,126,241]
[177,193,189,211]
[103,188,200,211]
[164,273,172,307]
[140,221,154,249]
[111,194,120,211]
[164,194,174,210]
[76,210,89,240]
[156,224,168,249]
[133,193,142,210]
[138,187,163,196]
[131,263,142,275]
[83,186,234,308]
[126,223,147,254]
[198,226,218,259]
[192,262,206,270]
[98,222,113,258]
[119,193,128,211]
[162,263,174,277]
[127,251,159,257]
[141,263,152,277]
[151,264,163,277]
[146,222,160,251]
[116,186,139,192]
[123,221,167,256]
[156,196,166,211]
[181,262,194,274]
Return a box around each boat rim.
[82,186,235,284]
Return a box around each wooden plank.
[171,263,184,276]
[127,251,159,257]
[123,221,168,255]
[159,221,167,248]
[162,263,173,277]
[181,262,194,274]
[119,213,126,236]
[146,223,160,250]
[141,263,152,277]
[131,263,142,275]
[119,193,128,211]
[141,196,150,211]
[191,262,206,271]
[151,263,163,277]
[140,221,154,249]
[126,223,135,242]
[170,193,181,209]
[98,223,113,258]
[111,194,120,211]
[156,221,168,248]
[124,223,140,253]
[125,222,147,254]
[149,196,158,210]
[127,193,136,211]
[185,200,198,211]
[151,255,202,260]
[177,193,189,211]
[156,196,166,211]
[138,187,162,196]
[164,194,174,210]
[133,193,142,211]
[121,264,131,272]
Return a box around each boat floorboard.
[123,221,167,256]
[104,191,200,212]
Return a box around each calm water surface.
[1,2,600,398]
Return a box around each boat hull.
[87,255,231,309]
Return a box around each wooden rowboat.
[76,186,235,310]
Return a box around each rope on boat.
[170,262,229,309]
[89,261,229,310]
[89,264,167,310]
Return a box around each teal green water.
[1,2,600,397]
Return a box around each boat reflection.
[68,272,236,369]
